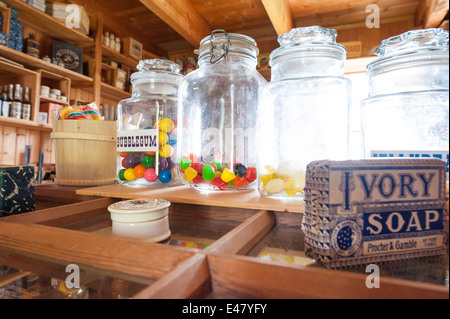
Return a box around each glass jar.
[258,26,351,198]
[117,59,183,187]
[361,28,449,177]
[177,30,266,191]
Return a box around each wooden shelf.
[76,184,303,213]
[101,45,139,70]
[0,45,93,83]
[2,0,93,46]
[39,96,69,106]
[83,81,131,101]
[0,115,52,131]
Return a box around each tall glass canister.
[258,26,351,198]
[361,28,449,179]
[117,59,183,187]
[177,30,266,191]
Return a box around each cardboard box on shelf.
[40,102,63,125]
[46,2,90,35]
[122,37,143,60]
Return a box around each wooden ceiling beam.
[139,0,212,48]
[66,0,167,57]
[261,0,295,36]
[415,0,449,28]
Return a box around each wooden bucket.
[51,118,117,186]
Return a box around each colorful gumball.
[118,169,126,181]
[125,155,139,168]
[158,118,174,133]
[134,164,146,178]
[158,170,173,183]
[141,155,155,168]
[124,168,136,181]
[144,168,158,182]
[159,144,174,158]
[159,131,169,145]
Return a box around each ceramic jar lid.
[108,198,171,223]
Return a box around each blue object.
[158,169,173,183]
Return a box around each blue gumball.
[159,169,173,183]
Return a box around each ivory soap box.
[302,159,447,269]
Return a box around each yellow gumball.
[159,131,169,145]
[159,144,174,158]
[157,118,174,133]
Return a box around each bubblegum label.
[117,129,158,152]
[302,158,447,269]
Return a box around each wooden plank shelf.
[38,96,69,106]
[76,184,304,213]
[0,45,93,83]
[2,0,93,46]
[0,115,52,131]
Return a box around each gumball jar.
[117,59,183,187]
[361,29,449,174]
[177,30,266,191]
[258,26,351,199]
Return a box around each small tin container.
[107,198,171,242]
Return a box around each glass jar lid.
[197,30,259,64]
[375,28,449,58]
[130,59,183,83]
[367,28,449,77]
[270,26,346,64]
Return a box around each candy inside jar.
[116,59,183,187]
[178,155,257,191]
[117,117,180,186]
[259,162,305,198]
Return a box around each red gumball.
[121,157,128,168]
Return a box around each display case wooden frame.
[0,185,447,299]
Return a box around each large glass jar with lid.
[258,26,351,198]
[177,30,266,191]
[117,59,183,187]
[361,28,449,177]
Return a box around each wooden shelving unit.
[0,45,93,83]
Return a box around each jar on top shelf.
[361,28,449,177]
[258,26,351,199]
[117,59,183,187]
[176,30,266,192]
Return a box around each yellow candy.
[264,165,276,174]
[221,168,236,183]
[214,171,222,178]
[157,118,174,133]
[159,144,174,158]
[260,174,274,189]
[285,186,299,196]
[159,131,169,145]
[184,167,198,182]
[265,178,285,194]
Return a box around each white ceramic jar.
[108,198,171,242]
